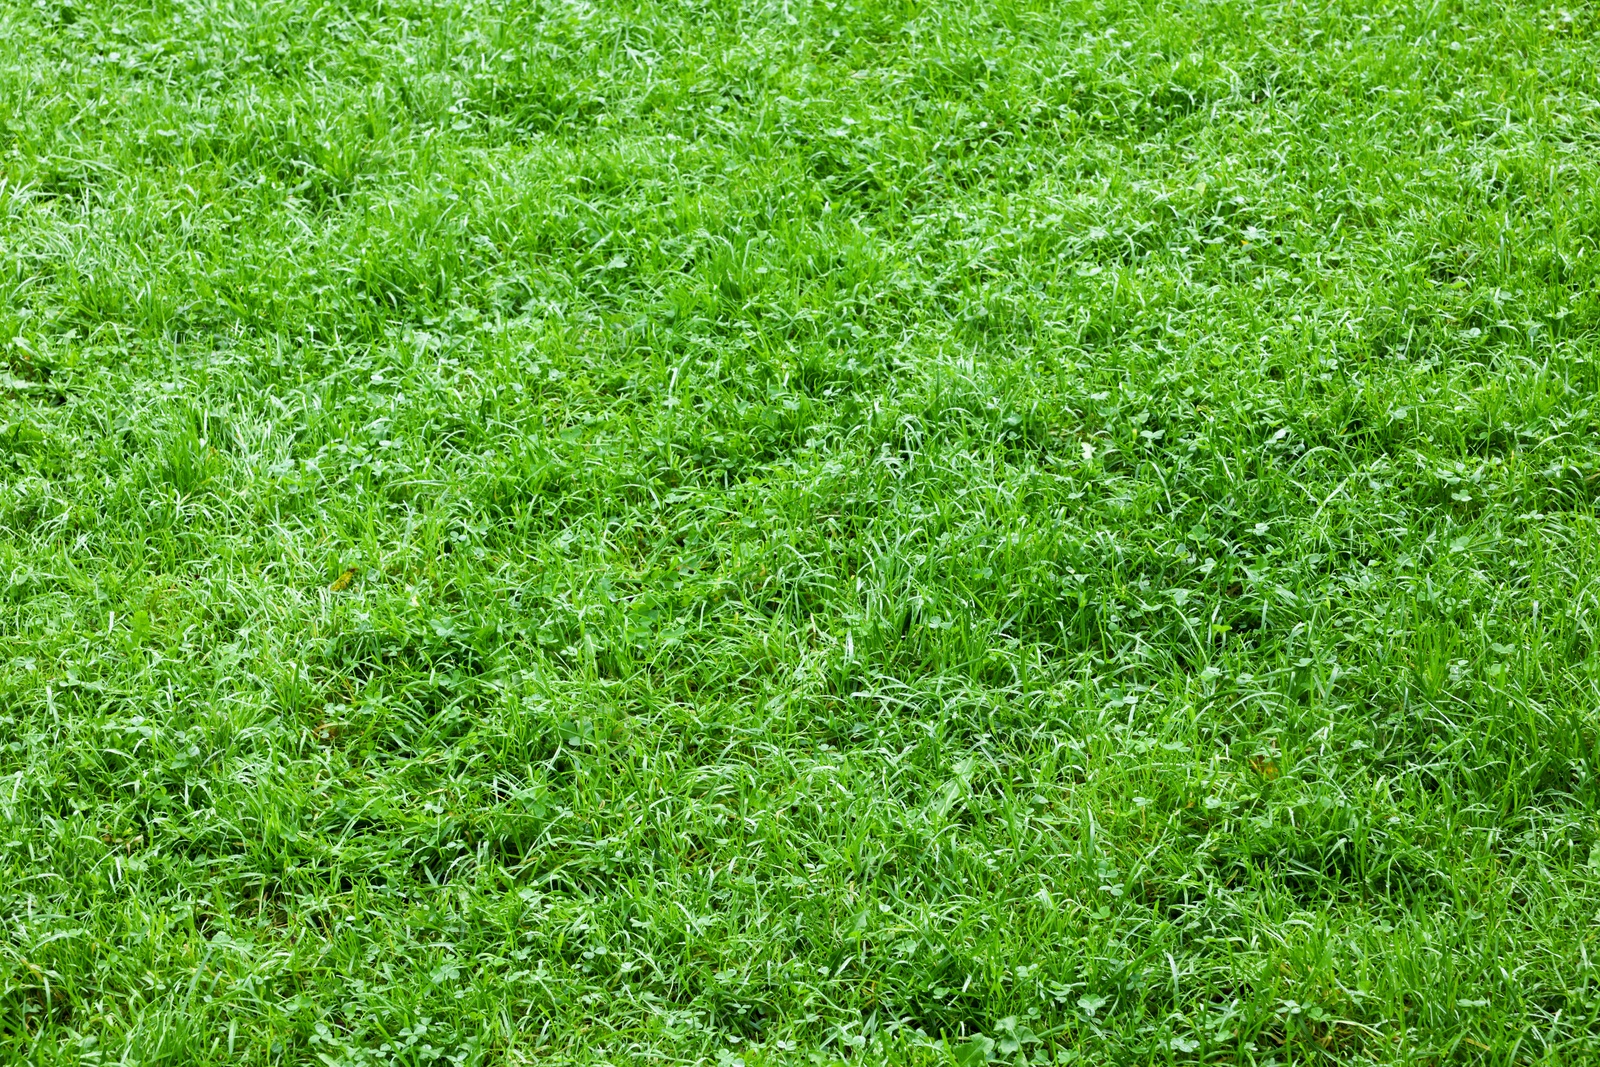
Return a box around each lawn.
[3,0,1600,1061]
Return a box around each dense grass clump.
[4,0,1600,1061]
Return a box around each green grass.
[3,0,1600,1061]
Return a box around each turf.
[3,0,1600,1061]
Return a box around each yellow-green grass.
[3,0,1600,1061]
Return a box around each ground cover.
[4,0,1600,1061]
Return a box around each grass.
[3,0,1600,1061]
